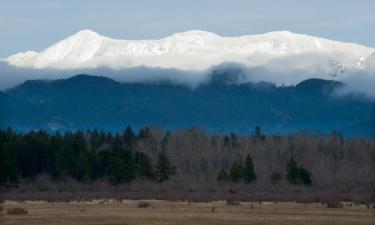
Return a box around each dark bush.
[137,201,151,208]
[326,202,343,208]
[6,208,28,215]
[226,199,241,206]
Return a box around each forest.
[0,126,374,203]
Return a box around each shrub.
[6,208,28,215]
[226,200,241,206]
[326,202,343,208]
[137,201,151,208]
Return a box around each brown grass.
[0,200,373,225]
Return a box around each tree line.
[0,126,374,194]
[0,126,177,189]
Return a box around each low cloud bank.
[0,61,208,90]
[0,54,374,100]
[333,53,375,100]
[333,70,375,100]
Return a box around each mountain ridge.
[5,30,374,75]
[3,74,374,136]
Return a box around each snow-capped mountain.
[5,29,375,76]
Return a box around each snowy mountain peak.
[5,29,375,74]
[167,30,220,40]
[74,29,101,36]
[65,29,104,41]
[262,30,296,36]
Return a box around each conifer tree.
[160,132,171,150]
[298,166,312,185]
[286,157,299,184]
[243,154,257,183]
[134,151,155,180]
[286,157,312,185]
[0,147,18,190]
[106,149,136,184]
[123,125,135,150]
[155,150,175,182]
[253,126,265,141]
[229,162,244,182]
[137,127,151,140]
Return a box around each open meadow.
[0,200,374,225]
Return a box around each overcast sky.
[0,0,374,57]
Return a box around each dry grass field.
[0,200,374,225]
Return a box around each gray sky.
[1,0,374,57]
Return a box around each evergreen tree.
[286,157,299,184]
[160,132,171,150]
[137,127,151,140]
[119,148,136,183]
[0,146,18,190]
[229,162,244,182]
[106,149,136,184]
[155,150,175,182]
[90,129,100,149]
[134,151,155,180]
[286,157,312,185]
[107,154,126,185]
[87,150,104,180]
[113,134,122,149]
[123,125,135,150]
[48,134,65,179]
[66,132,90,181]
[0,161,18,190]
[17,138,38,178]
[253,126,265,141]
[243,154,256,183]
[298,166,312,185]
[75,152,91,183]
[223,136,231,146]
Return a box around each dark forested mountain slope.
[0,91,5,127]
[2,74,374,135]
